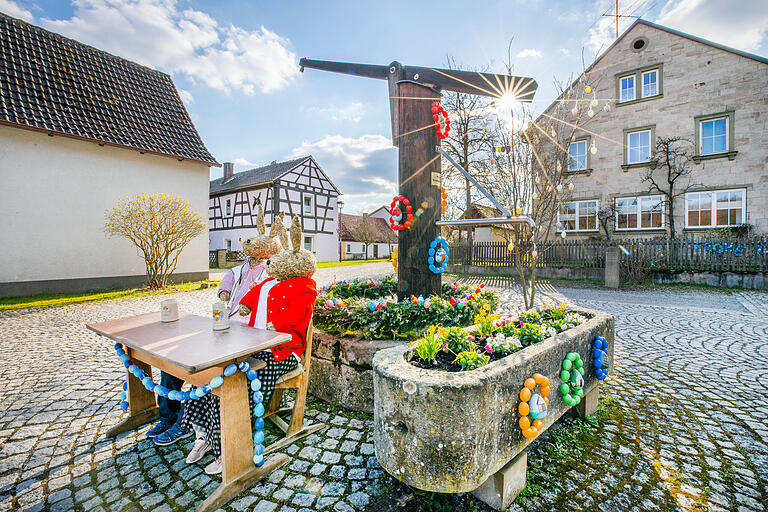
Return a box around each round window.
[631,37,648,52]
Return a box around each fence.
[450,237,768,274]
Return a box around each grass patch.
[0,280,218,311]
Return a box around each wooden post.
[396,81,442,300]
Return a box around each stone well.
[372,305,615,510]
[309,330,402,413]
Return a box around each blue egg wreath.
[592,336,609,380]
[427,236,449,273]
[114,343,267,467]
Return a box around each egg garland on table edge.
[559,352,585,407]
[427,236,449,274]
[113,343,268,467]
[389,195,413,231]
[518,373,551,439]
[593,336,610,380]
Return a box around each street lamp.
[337,200,345,261]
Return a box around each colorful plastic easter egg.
[247,369,258,381]
[251,379,262,391]
[252,391,263,404]
[120,400,129,411]
[210,376,224,389]
[120,391,127,400]
[253,430,265,445]
[224,364,237,376]
[203,384,212,394]
[254,417,265,430]
[238,362,250,372]
[253,403,265,417]
[253,454,264,467]
[253,444,264,456]
[528,393,548,420]
[123,382,128,391]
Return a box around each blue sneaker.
[146,420,173,439]
[153,423,193,446]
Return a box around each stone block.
[471,451,527,511]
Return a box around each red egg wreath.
[390,195,413,231]
[431,102,450,140]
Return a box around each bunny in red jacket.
[181,214,317,475]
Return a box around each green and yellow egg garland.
[559,352,585,407]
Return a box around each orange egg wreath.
[518,373,551,439]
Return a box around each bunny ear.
[255,197,265,236]
[271,212,289,249]
[290,215,302,252]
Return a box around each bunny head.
[266,214,317,281]
[241,198,282,261]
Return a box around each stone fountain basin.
[372,305,615,493]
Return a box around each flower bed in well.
[409,303,591,372]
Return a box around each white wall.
[0,125,210,284]
[474,227,492,243]
[343,241,394,259]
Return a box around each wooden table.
[87,312,292,512]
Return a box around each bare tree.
[104,193,207,288]
[441,56,493,242]
[642,137,698,238]
[597,202,617,241]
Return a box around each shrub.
[518,323,545,347]
[411,326,444,364]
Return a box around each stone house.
[0,13,216,297]
[209,156,341,262]
[539,19,768,239]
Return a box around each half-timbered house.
[209,156,341,262]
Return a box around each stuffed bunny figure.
[238,215,318,362]
[216,199,283,319]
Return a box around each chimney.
[223,162,234,180]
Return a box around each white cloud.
[177,88,194,104]
[290,134,397,214]
[39,0,299,95]
[586,0,655,58]
[559,48,571,57]
[233,157,256,168]
[516,49,542,58]
[0,0,33,21]
[656,0,768,51]
[306,102,365,123]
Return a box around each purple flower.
[442,343,448,351]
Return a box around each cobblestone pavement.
[1,265,766,512]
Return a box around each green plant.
[442,326,472,353]
[412,326,445,364]
[473,305,499,337]
[542,303,567,320]
[518,310,542,324]
[517,322,545,347]
[454,350,490,371]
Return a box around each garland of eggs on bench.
[113,343,267,467]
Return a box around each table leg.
[197,370,289,512]
[106,351,158,437]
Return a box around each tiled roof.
[461,203,504,219]
[209,156,310,195]
[340,213,397,243]
[0,13,217,165]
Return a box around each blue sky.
[3,0,767,213]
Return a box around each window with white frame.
[619,75,635,102]
[615,195,663,230]
[686,189,745,228]
[225,199,232,217]
[303,195,313,215]
[627,129,651,164]
[699,117,728,155]
[303,235,315,252]
[641,69,658,98]
[568,140,587,171]
[558,200,598,232]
